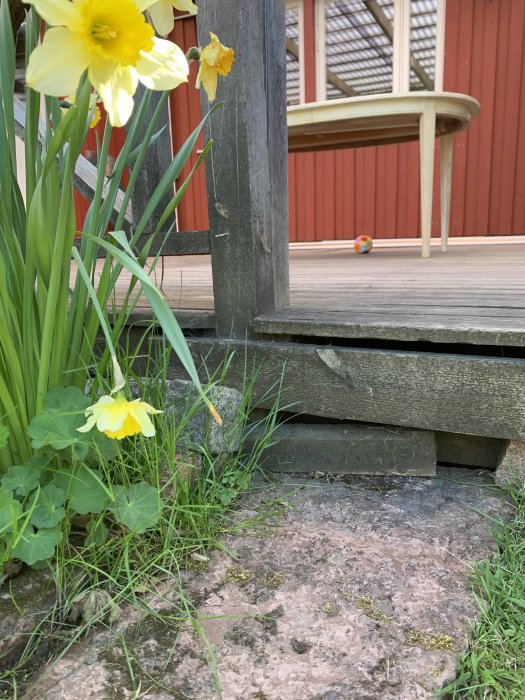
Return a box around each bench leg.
[440,134,454,252]
[419,108,436,258]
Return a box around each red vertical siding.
[169,16,209,231]
[287,0,525,241]
[117,2,525,240]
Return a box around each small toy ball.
[354,235,373,254]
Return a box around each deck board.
[107,242,525,345]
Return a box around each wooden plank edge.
[125,308,215,330]
[253,311,525,347]
[73,230,211,258]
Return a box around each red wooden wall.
[76,1,525,241]
[169,16,209,232]
[287,0,525,241]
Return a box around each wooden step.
[253,306,525,346]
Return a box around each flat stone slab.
[0,570,56,673]
[22,468,510,699]
[247,422,436,475]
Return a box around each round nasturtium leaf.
[29,484,66,529]
[109,482,161,534]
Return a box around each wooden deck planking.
[106,242,525,345]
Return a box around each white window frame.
[316,0,447,98]
[286,0,306,104]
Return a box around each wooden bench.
[287,91,480,257]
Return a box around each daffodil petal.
[134,0,159,10]
[148,0,176,37]
[172,0,198,16]
[77,414,97,434]
[89,59,138,127]
[96,408,127,434]
[24,0,82,30]
[128,404,157,437]
[196,62,218,101]
[137,37,188,90]
[26,27,91,97]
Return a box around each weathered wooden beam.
[126,309,215,330]
[129,86,174,232]
[244,422,436,476]
[196,0,290,337]
[74,229,211,258]
[364,0,434,90]
[286,37,358,98]
[139,230,211,256]
[170,338,525,440]
[9,0,25,35]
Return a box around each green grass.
[442,484,525,699]
[0,346,285,698]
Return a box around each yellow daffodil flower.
[24,0,189,127]
[149,0,198,37]
[78,393,162,439]
[89,104,102,129]
[196,32,234,102]
[63,92,101,129]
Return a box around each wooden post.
[440,133,454,252]
[419,105,436,258]
[196,0,290,338]
[392,0,411,93]
[129,86,175,232]
[434,0,447,92]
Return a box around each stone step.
[246,422,436,476]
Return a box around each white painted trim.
[286,0,306,104]
[315,0,327,101]
[434,0,447,91]
[392,0,411,93]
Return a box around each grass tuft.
[441,484,525,699]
